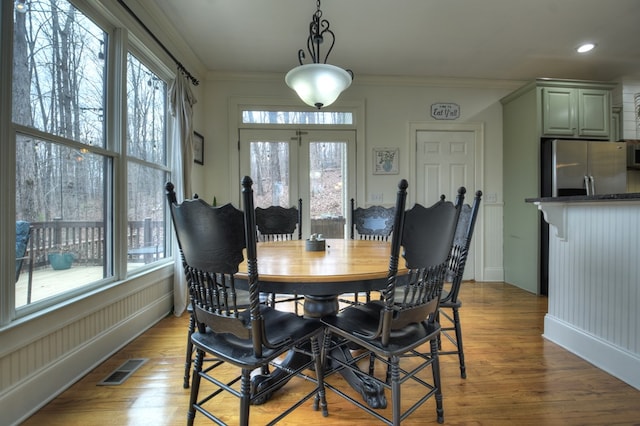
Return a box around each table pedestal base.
[304,295,339,318]
[250,295,386,408]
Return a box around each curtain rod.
[117,0,199,86]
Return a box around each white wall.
[198,72,521,282]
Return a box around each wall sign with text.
[431,103,460,120]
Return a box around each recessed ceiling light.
[577,43,596,53]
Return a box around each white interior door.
[240,129,356,238]
[415,128,477,279]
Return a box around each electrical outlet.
[485,192,497,203]
[370,192,383,203]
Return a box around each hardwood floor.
[22,282,640,425]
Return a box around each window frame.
[2,0,176,324]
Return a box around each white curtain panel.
[169,71,197,316]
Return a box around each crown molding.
[207,70,525,90]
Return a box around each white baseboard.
[482,266,504,282]
[543,314,640,391]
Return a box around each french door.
[240,129,356,238]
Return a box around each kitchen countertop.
[525,193,640,203]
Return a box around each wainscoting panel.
[542,201,640,390]
[0,266,174,426]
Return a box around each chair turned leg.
[310,335,329,417]
[390,355,401,426]
[183,314,196,388]
[452,306,466,379]
[187,349,203,426]
[430,339,444,424]
[239,369,252,426]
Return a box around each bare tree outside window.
[12,0,169,307]
[125,54,169,271]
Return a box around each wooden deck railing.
[310,216,346,239]
[25,218,164,268]
[22,217,343,269]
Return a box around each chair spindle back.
[166,177,268,356]
[378,181,465,346]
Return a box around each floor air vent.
[97,358,148,386]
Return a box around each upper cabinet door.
[542,87,577,136]
[542,87,611,139]
[578,88,610,138]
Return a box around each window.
[242,110,353,125]
[125,54,168,271]
[13,0,110,309]
[9,0,171,315]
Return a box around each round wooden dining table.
[236,238,401,409]
[237,238,401,317]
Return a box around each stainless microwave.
[629,143,640,169]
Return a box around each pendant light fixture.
[285,0,353,109]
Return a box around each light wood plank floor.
[22,282,640,425]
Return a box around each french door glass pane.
[249,141,290,208]
[309,142,347,239]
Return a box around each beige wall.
[194,72,521,282]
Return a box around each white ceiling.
[143,0,640,82]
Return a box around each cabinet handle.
[584,176,591,196]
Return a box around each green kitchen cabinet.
[542,86,611,138]
[500,79,616,295]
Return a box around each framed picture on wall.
[193,131,204,165]
[373,147,399,175]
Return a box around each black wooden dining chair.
[342,199,396,306]
[255,200,302,241]
[255,200,304,314]
[321,180,464,425]
[437,190,482,379]
[350,198,395,241]
[178,194,252,390]
[166,178,327,426]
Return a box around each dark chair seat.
[182,289,252,388]
[322,301,441,355]
[192,306,320,365]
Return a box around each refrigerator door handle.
[584,175,591,195]
[589,175,596,195]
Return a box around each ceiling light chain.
[285,0,353,109]
[299,0,335,65]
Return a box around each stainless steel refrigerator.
[548,139,627,196]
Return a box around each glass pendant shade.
[285,63,352,109]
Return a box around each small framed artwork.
[373,147,399,175]
[193,131,204,165]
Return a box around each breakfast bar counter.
[526,194,640,390]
